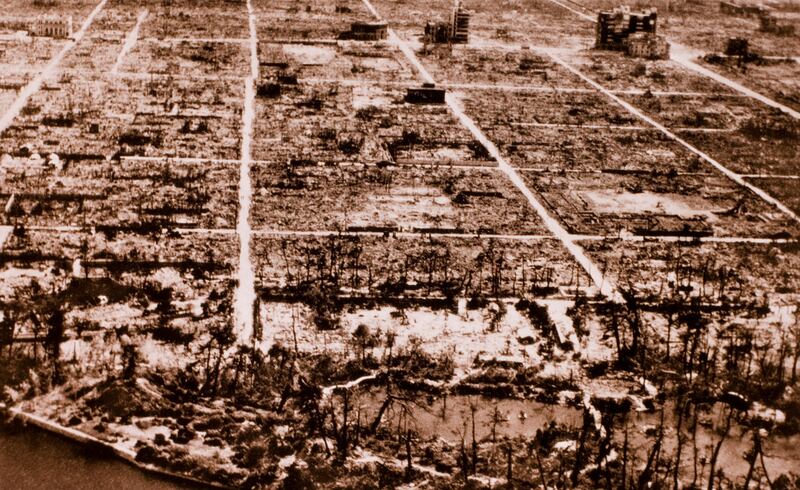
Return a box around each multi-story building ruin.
[596,6,658,51]
[449,0,471,43]
[596,6,668,59]
[30,16,73,39]
[0,15,73,39]
[424,0,471,44]
[424,21,451,44]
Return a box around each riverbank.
[0,402,225,490]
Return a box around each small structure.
[30,16,72,39]
[596,6,658,51]
[341,21,388,41]
[424,0,471,44]
[424,21,452,44]
[626,32,670,59]
[405,83,446,104]
[759,12,795,35]
[258,43,290,69]
[725,37,749,57]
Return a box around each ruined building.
[424,0,471,44]
[596,6,657,50]
[0,15,73,39]
[759,12,795,35]
[406,83,446,104]
[30,16,73,39]
[424,22,451,44]
[596,6,668,59]
[626,32,670,59]
[341,21,388,41]
[725,37,749,57]
[450,0,471,43]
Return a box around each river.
[0,424,208,490]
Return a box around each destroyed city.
[0,0,799,488]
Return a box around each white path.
[301,77,748,98]
[249,229,557,240]
[360,0,620,300]
[21,224,797,245]
[507,121,735,133]
[158,37,250,44]
[233,0,260,346]
[449,83,745,98]
[120,155,498,170]
[113,71,245,82]
[543,0,595,22]
[741,174,800,180]
[111,9,148,75]
[670,44,800,120]
[121,155,243,165]
[545,51,800,223]
[573,234,797,245]
[0,226,13,252]
[0,0,109,135]
[321,374,378,402]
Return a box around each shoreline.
[0,402,230,490]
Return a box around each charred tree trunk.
[638,408,665,489]
[673,399,689,490]
[571,409,593,486]
[706,407,734,490]
[405,429,413,482]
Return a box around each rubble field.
[462,87,641,127]
[745,177,800,215]
[520,170,800,237]
[253,83,483,162]
[1,0,100,21]
[256,0,375,41]
[418,45,590,87]
[559,50,739,94]
[0,75,244,161]
[0,157,239,229]
[250,164,548,234]
[681,123,799,175]
[495,126,705,172]
[259,41,416,83]
[697,58,800,113]
[120,39,252,78]
[136,0,250,40]
[0,38,66,77]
